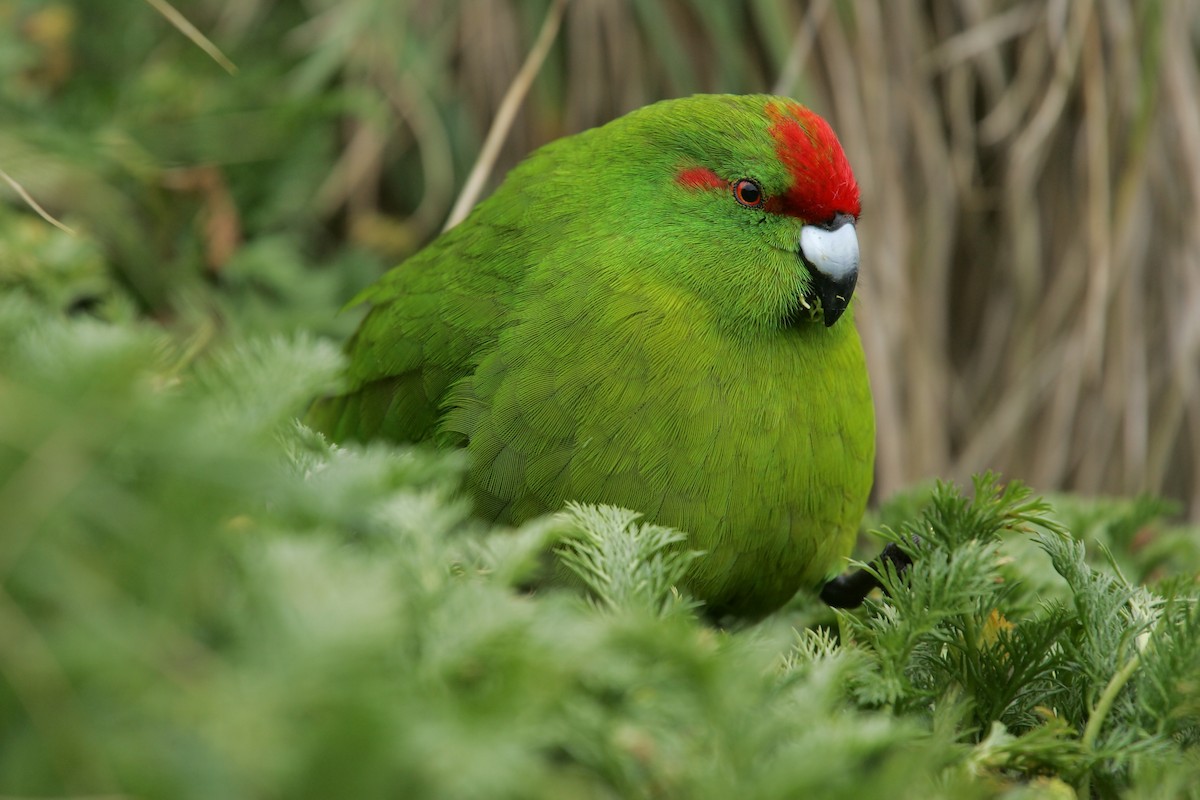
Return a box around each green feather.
[308,94,875,619]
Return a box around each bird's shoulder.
[309,209,534,442]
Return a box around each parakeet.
[308,94,874,619]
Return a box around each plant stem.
[443,0,568,231]
[1077,651,1141,797]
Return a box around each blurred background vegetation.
[1,0,1198,520]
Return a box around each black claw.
[820,540,917,609]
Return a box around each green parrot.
[308,94,875,619]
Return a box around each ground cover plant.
[1,294,1198,798]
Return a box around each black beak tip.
[822,301,846,327]
[818,276,856,327]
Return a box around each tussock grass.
[800,2,1200,519]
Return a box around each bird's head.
[566,95,862,334]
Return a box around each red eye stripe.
[675,166,724,190]
[677,169,767,211]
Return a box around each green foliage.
[0,206,134,320]
[2,298,1199,799]
[555,503,703,618]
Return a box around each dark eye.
[733,179,764,208]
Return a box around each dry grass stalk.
[444,0,568,230]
